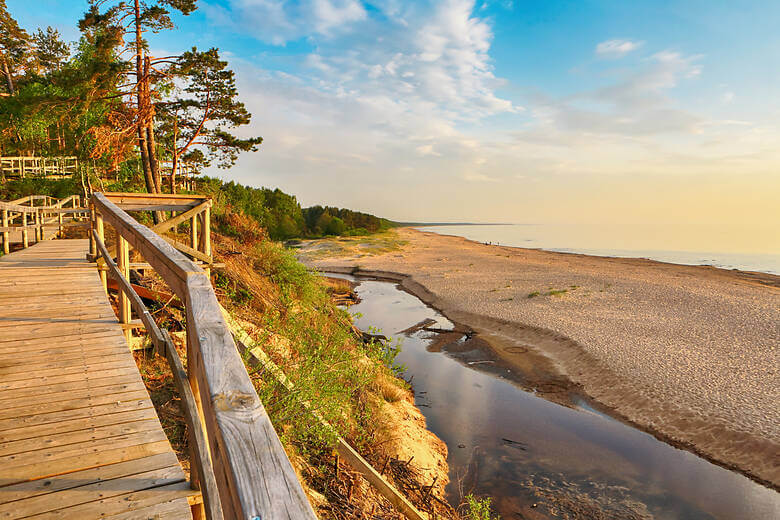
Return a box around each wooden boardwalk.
[0,240,193,519]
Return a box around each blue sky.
[9,1,780,253]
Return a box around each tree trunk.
[1,59,15,95]
[134,0,156,195]
[143,56,162,193]
[170,118,179,194]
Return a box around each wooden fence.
[89,192,316,520]
[0,195,87,253]
[0,156,78,179]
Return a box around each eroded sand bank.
[300,228,780,489]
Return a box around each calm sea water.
[415,224,780,275]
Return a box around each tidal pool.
[337,274,780,520]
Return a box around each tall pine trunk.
[143,56,162,193]
[134,0,156,195]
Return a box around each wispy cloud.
[204,0,367,44]
[595,39,643,58]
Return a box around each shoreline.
[300,228,780,492]
[412,227,780,286]
[412,226,780,279]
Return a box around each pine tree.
[158,47,262,192]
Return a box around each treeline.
[302,206,395,236]
[198,177,395,241]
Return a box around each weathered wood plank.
[0,440,174,488]
[0,373,142,402]
[0,452,179,505]
[0,408,158,444]
[0,366,142,392]
[21,481,193,520]
[0,418,160,458]
[0,390,152,421]
[0,429,170,471]
[0,397,151,431]
[186,274,316,518]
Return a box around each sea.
[414,224,780,275]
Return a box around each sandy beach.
[300,228,780,490]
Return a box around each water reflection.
[342,276,779,520]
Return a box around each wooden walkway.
[0,240,193,519]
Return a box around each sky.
[10,0,780,254]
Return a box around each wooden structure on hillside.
[0,156,78,179]
[0,192,317,519]
[0,195,88,254]
[159,160,199,192]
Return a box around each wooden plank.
[0,418,160,458]
[0,350,132,373]
[150,200,211,235]
[21,481,193,520]
[0,358,136,384]
[0,428,169,471]
[0,384,148,417]
[0,397,151,432]
[0,332,125,353]
[0,452,181,510]
[0,366,141,392]
[162,235,214,264]
[0,321,121,340]
[185,274,316,518]
[0,440,174,489]
[0,390,152,422]
[0,452,179,505]
[0,330,123,350]
[102,497,192,520]
[0,408,157,444]
[0,373,144,404]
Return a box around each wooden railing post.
[117,233,131,342]
[186,322,210,520]
[96,212,107,293]
[58,212,63,237]
[21,212,28,248]
[2,209,8,254]
[190,213,198,250]
[33,209,40,242]
[200,206,211,279]
[88,205,97,261]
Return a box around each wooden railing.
[89,192,316,520]
[0,195,87,253]
[0,156,77,179]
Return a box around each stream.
[333,274,780,520]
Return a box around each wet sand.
[300,228,780,489]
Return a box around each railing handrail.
[90,192,316,520]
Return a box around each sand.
[301,228,780,489]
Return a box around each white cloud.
[205,0,366,44]
[595,39,643,58]
[416,144,441,156]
